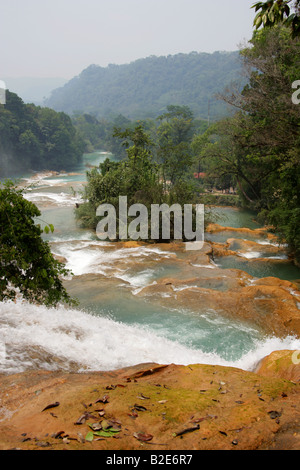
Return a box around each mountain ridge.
[45,50,243,120]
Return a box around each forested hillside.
[45,51,242,120]
[0,91,85,177]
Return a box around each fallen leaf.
[133,432,153,442]
[109,418,122,428]
[95,395,109,404]
[190,418,206,424]
[85,431,94,442]
[42,402,60,412]
[93,429,120,437]
[174,424,200,437]
[89,422,102,431]
[77,432,85,443]
[35,441,51,448]
[137,393,150,400]
[74,413,88,425]
[52,431,65,439]
[75,412,98,425]
[268,410,282,420]
[133,404,147,412]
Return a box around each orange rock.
[0,361,299,450]
[255,350,300,382]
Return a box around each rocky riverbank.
[0,350,299,450]
[63,235,300,340]
[1,217,300,451]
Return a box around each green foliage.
[45,52,243,121]
[252,1,300,38]
[77,125,164,230]
[0,91,85,177]
[0,180,76,306]
[76,123,201,241]
[195,26,300,262]
[156,105,196,185]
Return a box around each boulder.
[255,350,300,382]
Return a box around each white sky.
[0,0,256,79]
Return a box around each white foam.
[190,263,216,269]
[238,251,262,259]
[51,241,174,277]
[1,300,299,375]
[237,250,288,260]
[23,191,83,207]
[232,335,300,371]
[116,270,155,288]
[171,285,200,292]
[256,240,288,248]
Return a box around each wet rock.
[0,361,299,450]
[53,254,67,264]
[255,350,300,382]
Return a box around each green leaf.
[85,431,94,442]
[268,11,275,23]
[93,429,120,437]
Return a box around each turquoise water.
[1,150,300,375]
[215,255,300,282]
[208,206,261,229]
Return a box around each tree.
[0,181,76,306]
[193,26,300,262]
[76,124,165,232]
[156,105,195,184]
[253,0,300,37]
[76,123,200,241]
[0,91,85,177]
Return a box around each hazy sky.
[1,0,256,79]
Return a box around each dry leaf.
[133,432,153,442]
[41,402,60,412]
[174,424,200,437]
[133,404,147,412]
[95,395,109,404]
[77,432,85,443]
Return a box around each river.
[1,151,300,375]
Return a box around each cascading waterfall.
[1,151,300,376]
